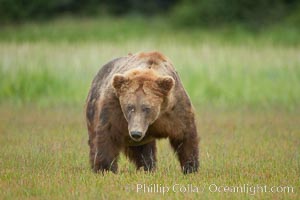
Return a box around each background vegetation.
[1,17,300,111]
[0,1,299,199]
[1,0,300,29]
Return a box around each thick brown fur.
[85,51,199,174]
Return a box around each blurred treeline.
[1,0,300,28]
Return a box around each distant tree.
[171,0,300,28]
[0,0,299,28]
[0,0,177,22]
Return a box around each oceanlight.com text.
[132,183,295,195]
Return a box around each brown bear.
[85,51,199,174]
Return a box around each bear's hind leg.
[125,141,157,172]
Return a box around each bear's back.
[92,52,179,93]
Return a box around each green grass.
[1,16,300,45]
[0,41,299,110]
[1,17,299,110]
[0,17,299,199]
[0,106,299,199]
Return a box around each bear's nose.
[130,131,142,140]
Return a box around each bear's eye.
[142,107,151,114]
[127,105,135,113]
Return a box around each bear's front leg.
[169,128,199,174]
[92,133,120,173]
[125,141,157,172]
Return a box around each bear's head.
[112,69,175,142]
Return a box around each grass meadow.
[0,17,299,199]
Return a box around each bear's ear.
[156,76,175,95]
[112,74,128,91]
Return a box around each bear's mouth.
[131,137,143,142]
[127,135,154,146]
